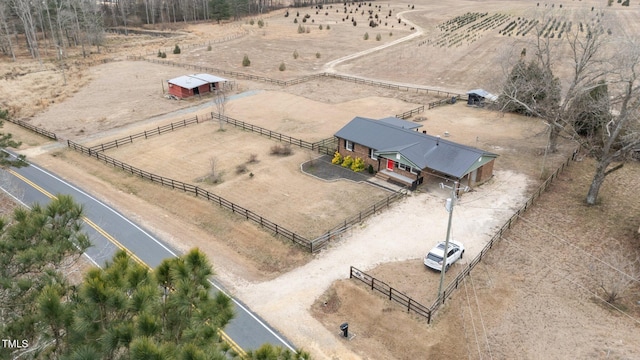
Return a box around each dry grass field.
[1,0,640,358]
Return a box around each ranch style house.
[334,116,498,189]
[167,73,228,99]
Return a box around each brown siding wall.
[337,138,379,169]
[197,84,210,95]
[168,85,192,98]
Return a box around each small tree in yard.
[279,62,286,71]
[173,44,181,54]
[213,83,227,130]
[242,54,251,67]
[589,251,640,305]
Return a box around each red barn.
[167,74,228,99]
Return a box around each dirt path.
[234,170,530,359]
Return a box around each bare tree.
[0,1,16,61]
[589,250,640,305]
[499,10,639,205]
[213,81,228,131]
[584,35,640,205]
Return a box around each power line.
[469,273,494,360]
[462,277,483,360]
[500,235,640,326]
[514,214,640,285]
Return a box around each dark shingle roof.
[334,117,497,178]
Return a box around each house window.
[369,148,377,160]
[345,140,354,151]
[398,163,409,171]
[410,167,419,175]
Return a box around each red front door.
[387,159,394,171]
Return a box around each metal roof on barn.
[466,89,498,101]
[167,74,228,90]
[334,117,498,178]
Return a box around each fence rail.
[350,266,432,322]
[130,57,465,97]
[89,115,205,153]
[428,95,461,109]
[3,117,58,140]
[395,105,425,120]
[67,139,314,251]
[311,190,407,249]
[427,150,579,320]
[212,112,317,150]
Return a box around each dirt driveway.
[3,0,640,358]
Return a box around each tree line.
[0,0,286,62]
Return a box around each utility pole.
[437,180,468,300]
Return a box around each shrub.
[236,164,248,174]
[376,33,381,41]
[389,32,393,36]
[319,24,323,30]
[331,151,343,165]
[293,49,299,59]
[157,50,162,57]
[270,143,293,156]
[363,32,369,40]
[294,18,298,23]
[207,45,212,51]
[257,19,264,27]
[242,54,251,67]
[247,153,259,163]
[367,164,374,174]
[341,155,353,168]
[327,25,331,30]
[160,52,167,58]
[279,62,286,71]
[297,24,305,33]
[249,19,255,25]
[173,44,181,54]
[351,157,365,172]
[315,52,321,58]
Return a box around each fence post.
[389,287,392,300]
[349,266,353,278]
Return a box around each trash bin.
[451,96,457,104]
[340,323,349,338]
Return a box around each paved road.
[0,151,296,355]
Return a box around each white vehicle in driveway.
[424,240,465,272]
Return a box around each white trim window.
[345,140,354,151]
[398,163,410,171]
[369,148,377,160]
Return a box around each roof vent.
[444,131,450,137]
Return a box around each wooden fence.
[350,266,432,322]
[131,57,464,98]
[395,105,425,120]
[428,95,462,109]
[427,150,579,320]
[66,139,316,252]
[89,115,205,153]
[212,112,318,150]
[3,117,57,140]
[311,189,407,250]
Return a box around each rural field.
[1,0,640,358]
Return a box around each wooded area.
[0,0,289,61]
